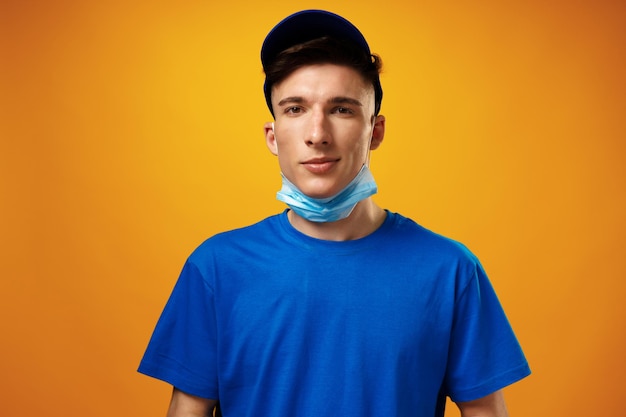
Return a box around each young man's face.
[265,64,385,199]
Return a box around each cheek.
[354,139,373,159]
[275,145,296,172]
[274,137,293,156]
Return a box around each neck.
[287,198,386,241]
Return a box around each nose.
[305,109,331,146]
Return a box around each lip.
[301,157,340,174]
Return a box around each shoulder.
[385,211,478,262]
[186,213,284,262]
[382,212,486,295]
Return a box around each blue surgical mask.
[276,165,378,223]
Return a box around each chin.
[307,189,342,200]
[295,179,337,199]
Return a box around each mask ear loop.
[272,123,287,180]
[271,122,279,154]
[365,116,376,168]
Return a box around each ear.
[370,115,386,150]
[264,122,278,156]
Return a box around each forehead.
[272,64,374,103]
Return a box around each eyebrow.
[277,96,304,107]
[277,96,363,107]
[329,96,363,107]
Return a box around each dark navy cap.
[261,10,383,116]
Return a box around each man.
[138,10,530,417]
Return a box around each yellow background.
[1,1,624,415]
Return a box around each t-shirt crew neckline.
[276,209,395,253]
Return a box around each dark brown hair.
[264,37,383,115]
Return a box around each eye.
[333,106,354,115]
[285,106,303,114]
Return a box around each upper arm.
[456,390,509,417]
[166,387,218,417]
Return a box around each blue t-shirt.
[138,211,530,416]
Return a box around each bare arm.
[456,390,509,417]
[166,388,218,417]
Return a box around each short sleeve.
[444,262,530,402]
[137,260,219,399]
